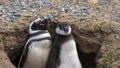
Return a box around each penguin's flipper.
[46,44,61,68]
[17,34,30,68]
[12,46,24,67]
[17,48,28,68]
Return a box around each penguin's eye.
[59,27,62,30]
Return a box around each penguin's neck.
[25,30,51,48]
[56,34,76,52]
[56,34,73,42]
[53,34,74,51]
[29,30,48,38]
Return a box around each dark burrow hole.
[77,48,97,68]
[7,23,97,68]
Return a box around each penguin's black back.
[46,34,73,68]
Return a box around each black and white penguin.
[18,18,51,68]
[46,22,82,68]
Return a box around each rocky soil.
[0,50,15,68]
[0,0,120,68]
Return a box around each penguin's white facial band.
[56,26,71,35]
[29,20,40,34]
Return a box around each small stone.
[23,13,32,18]
[0,6,3,11]
[81,0,88,2]
[81,8,90,13]
[10,47,14,50]
[61,8,65,12]
[82,13,87,17]
[30,3,39,8]
[0,0,2,5]
[0,12,2,16]
[115,35,119,39]
[80,18,87,22]
[67,7,73,12]
[13,13,21,18]
[47,13,53,19]
[6,17,14,22]
[88,0,98,4]
[0,25,4,29]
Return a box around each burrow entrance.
[1,22,98,68]
[77,47,97,68]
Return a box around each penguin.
[46,22,82,68]
[17,18,51,68]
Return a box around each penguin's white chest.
[58,40,82,68]
[23,40,51,68]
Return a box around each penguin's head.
[29,18,49,34]
[56,22,71,35]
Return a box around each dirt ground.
[0,0,120,68]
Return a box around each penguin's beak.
[35,18,42,22]
[34,18,50,27]
[34,18,43,24]
[64,27,69,33]
[42,19,49,23]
